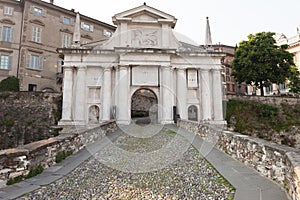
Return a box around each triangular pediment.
[126,10,166,21]
[113,4,177,28]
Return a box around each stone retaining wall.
[226,94,300,106]
[0,121,117,187]
[178,119,300,200]
[0,92,62,150]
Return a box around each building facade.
[213,44,247,95]
[0,0,115,91]
[58,4,225,125]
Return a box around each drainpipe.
[16,0,25,79]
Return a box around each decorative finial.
[144,2,146,5]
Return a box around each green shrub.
[6,165,44,185]
[0,92,10,99]
[0,76,19,92]
[6,175,24,185]
[25,165,44,179]
[55,150,73,163]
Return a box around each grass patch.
[6,165,44,185]
[55,150,73,163]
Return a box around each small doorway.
[131,88,158,124]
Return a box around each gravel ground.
[21,127,235,200]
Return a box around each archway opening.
[131,88,158,125]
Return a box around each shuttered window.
[0,55,12,70]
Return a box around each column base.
[116,120,131,125]
[58,120,86,126]
[160,120,174,125]
[58,120,75,126]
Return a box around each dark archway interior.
[131,88,158,124]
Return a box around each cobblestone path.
[21,126,235,200]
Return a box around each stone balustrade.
[0,121,117,187]
[178,119,300,200]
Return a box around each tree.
[232,32,295,96]
[288,66,300,94]
[0,76,19,92]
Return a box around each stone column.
[212,69,224,121]
[60,67,73,123]
[176,68,187,119]
[118,66,130,124]
[201,69,212,120]
[74,67,86,125]
[161,66,173,124]
[102,67,112,121]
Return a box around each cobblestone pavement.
[20,127,235,200]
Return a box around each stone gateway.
[58,4,225,125]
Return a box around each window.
[28,84,37,91]
[32,26,41,43]
[81,22,93,32]
[27,54,43,70]
[62,17,71,25]
[4,7,13,15]
[0,55,12,70]
[103,29,112,37]
[0,26,13,42]
[33,7,42,16]
[62,34,71,47]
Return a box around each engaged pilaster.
[200,69,212,120]
[161,65,174,124]
[74,67,86,124]
[102,67,112,121]
[176,68,187,119]
[212,69,223,121]
[60,67,74,123]
[117,65,130,124]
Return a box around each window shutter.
[42,9,47,17]
[60,16,64,23]
[90,25,94,32]
[39,56,44,69]
[10,27,13,42]
[30,6,34,14]
[80,22,84,29]
[0,26,2,41]
[26,54,30,68]
[8,56,12,69]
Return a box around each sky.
[54,0,300,46]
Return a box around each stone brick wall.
[0,121,117,188]
[178,119,300,200]
[226,94,300,106]
[0,92,62,150]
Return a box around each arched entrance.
[131,88,158,124]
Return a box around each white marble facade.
[58,4,225,125]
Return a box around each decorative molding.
[60,28,73,34]
[0,18,15,25]
[29,19,45,26]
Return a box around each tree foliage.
[288,66,300,94]
[0,76,19,92]
[232,32,296,96]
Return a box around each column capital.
[211,68,221,72]
[161,65,172,71]
[176,67,187,71]
[103,66,112,72]
[199,68,210,72]
[63,65,74,70]
[118,65,129,70]
[76,66,87,71]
